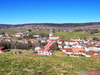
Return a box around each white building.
[35,46,41,52]
[0,35,3,37]
[49,36,59,40]
[0,50,3,53]
[33,34,39,37]
[49,32,53,36]
[87,47,100,52]
[15,32,23,37]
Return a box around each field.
[0,50,100,75]
[0,29,100,39]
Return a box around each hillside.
[0,22,100,32]
[0,50,100,75]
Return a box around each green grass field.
[0,29,100,39]
[0,50,100,75]
[0,29,51,34]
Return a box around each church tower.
[49,32,53,36]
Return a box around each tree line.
[0,40,59,50]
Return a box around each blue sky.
[0,0,100,24]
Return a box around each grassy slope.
[54,32,91,39]
[0,50,100,75]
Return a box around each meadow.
[0,50,100,75]
[0,29,100,39]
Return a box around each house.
[15,32,23,37]
[41,40,46,43]
[37,49,54,55]
[58,44,62,49]
[38,49,47,55]
[35,46,41,52]
[76,45,83,48]
[0,34,3,37]
[86,50,96,57]
[48,50,54,55]
[49,32,59,40]
[58,40,64,44]
[22,33,29,37]
[15,34,22,37]
[5,33,10,37]
[61,48,85,56]
[5,38,11,42]
[87,50,95,55]
[87,47,100,52]
[0,47,9,53]
[57,39,84,49]
[64,39,82,46]
[86,50,100,57]
[49,36,59,40]
[83,40,89,43]
[95,42,100,47]
[33,34,39,38]
[57,40,65,49]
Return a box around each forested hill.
[0,22,100,32]
[21,22,100,27]
[0,22,100,27]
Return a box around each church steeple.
[49,32,53,36]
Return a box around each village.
[0,31,100,58]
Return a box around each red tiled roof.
[80,45,83,46]
[73,43,77,46]
[87,50,95,55]
[58,43,60,45]
[1,49,9,52]
[61,48,73,52]
[61,48,85,52]
[5,38,11,40]
[91,55,100,57]
[0,47,4,50]
[64,40,82,43]
[16,34,22,35]
[59,40,65,42]
[64,40,71,42]
[72,48,85,52]
[68,45,72,46]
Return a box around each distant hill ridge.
[1,22,100,27]
[0,22,100,31]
